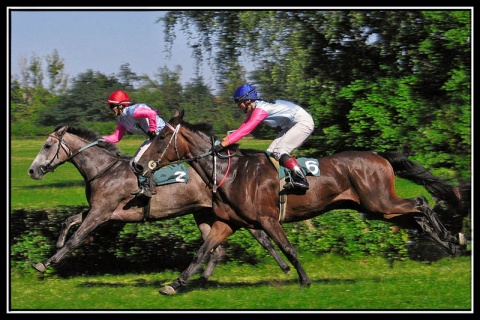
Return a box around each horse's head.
[135,109,215,178]
[135,110,186,177]
[28,125,121,180]
[28,125,72,180]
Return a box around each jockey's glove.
[147,131,158,140]
[212,140,223,153]
[213,143,224,153]
[97,139,109,148]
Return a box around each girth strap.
[269,156,288,222]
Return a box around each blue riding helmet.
[233,84,258,103]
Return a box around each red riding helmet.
[105,90,131,106]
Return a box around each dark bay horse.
[135,110,467,295]
[27,125,290,276]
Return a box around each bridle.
[147,123,235,191]
[40,132,72,174]
[147,123,218,170]
[42,131,120,183]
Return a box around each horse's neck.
[65,135,120,182]
[186,133,217,185]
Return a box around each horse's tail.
[377,151,460,210]
[452,180,471,218]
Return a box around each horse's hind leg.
[56,213,84,248]
[413,196,464,256]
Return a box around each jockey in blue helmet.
[215,84,315,192]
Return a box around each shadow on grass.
[23,181,85,189]
[77,276,357,293]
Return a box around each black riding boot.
[131,175,156,198]
[279,154,309,191]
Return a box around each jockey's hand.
[97,139,109,148]
[213,143,224,153]
[147,131,157,140]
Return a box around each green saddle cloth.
[277,157,321,179]
[264,151,320,179]
[152,163,190,186]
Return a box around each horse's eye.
[44,144,52,150]
[159,133,166,139]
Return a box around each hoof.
[33,263,46,273]
[160,285,176,295]
[458,233,466,246]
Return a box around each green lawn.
[9,253,472,311]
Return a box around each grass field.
[10,254,472,311]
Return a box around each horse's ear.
[172,108,180,117]
[170,109,185,125]
[58,125,68,135]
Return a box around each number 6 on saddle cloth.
[267,153,320,180]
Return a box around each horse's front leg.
[247,228,290,274]
[56,213,84,248]
[259,217,312,287]
[160,220,233,295]
[33,210,108,273]
[192,211,227,280]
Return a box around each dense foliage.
[10,9,471,180]
[11,207,429,276]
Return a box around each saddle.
[267,153,320,222]
[141,163,189,221]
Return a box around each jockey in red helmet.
[102,90,166,198]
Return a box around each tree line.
[10,9,471,180]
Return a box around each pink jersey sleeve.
[102,122,126,143]
[134,106,157,132]
[227,108,268,144]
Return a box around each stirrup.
[283,180,309,191]
[131,187,153,198]
[131,188,143,195]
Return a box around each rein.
[46,133,120,183]
[148,123,233,191]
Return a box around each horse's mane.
[181,121,215,136]
[56,125,130,159]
